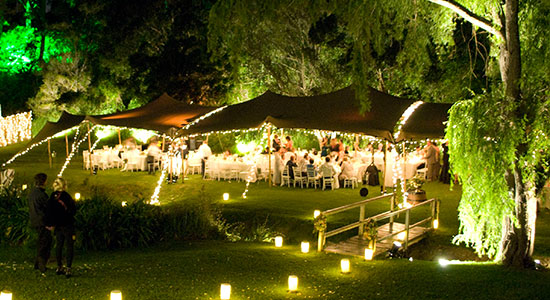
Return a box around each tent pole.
[65,133,69,157]
[382,140,388,193]
[162,135,166,151]
[181,140,185,184]
[267,123,272,188]
[117,128,122,145]
[402,141,407,202]
[48,139,52,168]
[87,122,93,175]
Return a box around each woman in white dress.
[273,148,284,186]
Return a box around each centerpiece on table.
[406,174,427,203]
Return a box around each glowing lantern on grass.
[433,219,439,229]
[0,291,12,300]
[274,236,283,247]
[364,248,374,260]
[340,259,350,273]
[223,193,229,201]
[75,193,81,200]
[288,275,298,292]
[301,242,309,253]
[110,290,122,300]
[121,201,127,207]
[22,184,27,190]
[313,210,321,218]
[220,283,231,299]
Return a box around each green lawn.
[1,241,549,300]
[1,137,550,299]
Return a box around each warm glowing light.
[149,166,167,205]
[438,258,449,267]
[22,184,27,190]
[301,242,309,253]
[131,128,157,143]
[397,231,406,241]
[220,283,231,300]
[313,210,321,218]
[274,236,283,247]
[0,291,13,300]
[110,290,122,300]
[433,219,439,229]
[223,193,229,201]
[288,275,298,292]
[364,248,374,260]
[95,127,114,139]
[121,201,127,207]
[340,259,350,273]
[74,193,81,200]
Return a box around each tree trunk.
[498,0,536,268]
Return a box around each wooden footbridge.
[316,193,440,258]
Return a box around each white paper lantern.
[300,242,309,253]
[364,248,374,260]
[110,290,122,300]
[313,210,321,218]
[220,283,231,299]
[274,236,283,247]
[340,259,350,273]
[288,275,298,292]
[223,193,229,201]
[0,291,13,300]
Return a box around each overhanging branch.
[428,0,505,41]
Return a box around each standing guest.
[439,141,451,184]
[432,141,441,179]
[46,178,76,278]
[423,140,438,181]
[286,155,298,180]
[28,173,51,274]
[273,148,284,186]
[284,136,294,152]
[320,137,330,157]
[198,140,212,179]
[272,135,282,152]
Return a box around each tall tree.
[429,0,549,267]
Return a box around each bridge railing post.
[358,205,365,237]
[404,209,410,250]
[389,193,395,233]
[317,229,325,252]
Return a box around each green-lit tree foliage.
[209,0,352,98]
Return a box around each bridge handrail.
[322,193,394,216]
[324,198,437,238]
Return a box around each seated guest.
[146,141,162,173]
[223,150,231,159]
[261,146,270,154]
[306,159,317,177]
[297,153,309,176]
[286,155,298,180]
[319,156,335,178]
[339,157,355,183]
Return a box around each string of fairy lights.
[0,111,32,147]
[182,106,227,131]
[57,124,96,177]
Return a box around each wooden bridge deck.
[324,222,431,258]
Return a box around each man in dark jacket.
[28,173,51,273]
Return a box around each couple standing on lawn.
[28,173,76,278]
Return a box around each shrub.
[0,187,30,246]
